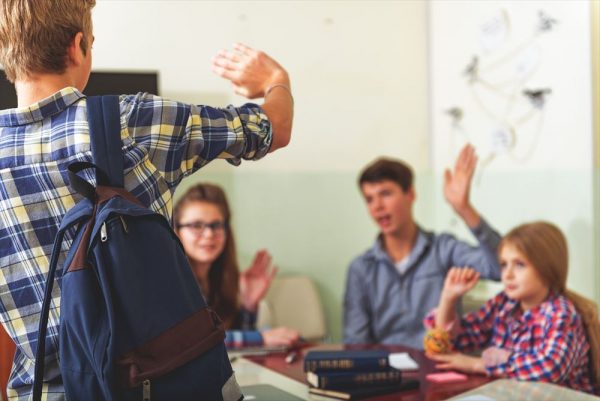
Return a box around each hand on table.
[426,352,486,374]
[262,327,301,347]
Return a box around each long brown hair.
[173,183,240,329]
[501,221,600,386]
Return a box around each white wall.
[430,0,597,301]
[93,1,430,173]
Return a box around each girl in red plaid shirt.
[424,222,600,394]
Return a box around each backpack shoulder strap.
[33,227,69,401]
[33,95,123,401]
[87,95,124,188]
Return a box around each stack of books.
[303,350,419,400]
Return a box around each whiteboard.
[429,0,597,300]
[430,0,593,173]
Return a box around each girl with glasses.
[174,183,300,347]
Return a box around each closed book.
[306,369,402,389]
[308,379,419,400]
[304,350,389,373]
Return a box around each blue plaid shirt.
[0,87,272,400]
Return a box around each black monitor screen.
[0,70,159,109]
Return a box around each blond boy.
[0,1,293,399]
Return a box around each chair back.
[256,276,327,341]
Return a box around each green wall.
[175,164,434,342]
[175,163,597,342]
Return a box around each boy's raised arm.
[443,144,480,229]
[212,43,293,152]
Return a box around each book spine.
[304,357,389,372]
[318,371,402,389]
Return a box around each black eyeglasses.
[176,220,227,235]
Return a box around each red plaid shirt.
[425,292,596,394]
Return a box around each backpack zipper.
[100,216,128,243]
[100,222,108,242]
[119,215,129,233]
[142,379,151,401]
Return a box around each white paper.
[388,352,419,370]
[479,9,509,52]
[489,126,513,154]
[452,395,498,401]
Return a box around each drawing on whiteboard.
[445,9,557,177]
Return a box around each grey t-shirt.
[394,234,426,276]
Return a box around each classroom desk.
[447,379,600,401]
[236,343,492,401]
[235,343,600,400]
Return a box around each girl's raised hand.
[239,249,278,312]
[442,267,480,302]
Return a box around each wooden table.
[244,343,492,401]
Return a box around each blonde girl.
[425,222,600,394]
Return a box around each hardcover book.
[308,379,419,400]
[304,350,389,373]
[306,368,402,389]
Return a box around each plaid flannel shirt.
[424,291,596,394]
[0,87,272,400]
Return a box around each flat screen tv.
[0,70,159,109]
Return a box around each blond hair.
[0,0,96,82]
[501,221,600,386]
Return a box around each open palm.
[444,144,477,213]
[211,43,288,99]
[239,249,278,312]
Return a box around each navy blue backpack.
[33,96,242,401]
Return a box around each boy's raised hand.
[444,144,477,213]
[442,267,480,302]
[443,144,482,228]
[211,43,289,99]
